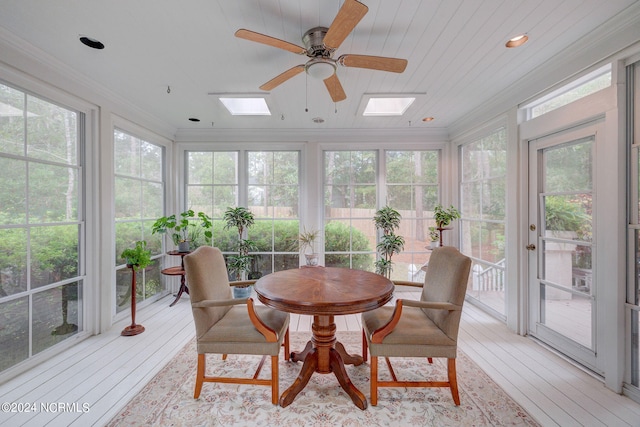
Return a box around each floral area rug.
[107,331,539,426]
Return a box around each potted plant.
[223,206,257,297]
[433,204,461,245]
[151,210,212,252]
[373,206,405,279]
[298,227,320,266]
[120,240,152,336]
[428,226,440,249]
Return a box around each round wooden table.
[254,267,394,410]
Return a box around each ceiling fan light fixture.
[306,60,336,80]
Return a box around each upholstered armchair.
[183,246,290,404]
[361,246,472,405]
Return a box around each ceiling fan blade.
[323,74,347,102]
[323,0,368,50]
[259,65,305,91]
[235,29,307,55]
[338,54,408,73]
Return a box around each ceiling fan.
[235,0,408,102]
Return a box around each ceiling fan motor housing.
[303,26,333,57]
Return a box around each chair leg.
[370,356,378,406]
[362,329,368,362]
[271,355,279,404]
[448,358,460,406]
[194,353,205,398]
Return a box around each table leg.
[290,340,313,362]
[335,341,364,366]
[279,348,318,407]
[280,315,367,410]
[329,348,367,410]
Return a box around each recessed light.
[506,34,528,48]
[188,118,200,122]
[422,117,435,122]
[79,35,105,50]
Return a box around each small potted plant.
[428,226,440,249]
[298,227,320,266]
[373,206,405,278]
[433,204,461,245]
[152,210,212,252]
[223,206,257,297]
[120,240,152,336]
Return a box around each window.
[248,151,300,273]
[323,149,440,280]
[385,150,439,281]
[459,127,507,316]
[114,130,164,314]
[0,82,84,372]
[324,151,377,271]
[523,64,612,120]
[185,150,300,276]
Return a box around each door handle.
[526,244,536,251]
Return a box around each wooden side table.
[162,250,190,307]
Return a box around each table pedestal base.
[279,315,367,410]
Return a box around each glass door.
[527,124,600,372]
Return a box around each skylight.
[219,97,271,116]
[362,97,415,116]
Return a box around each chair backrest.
[421,246,472,339]
[183,246,233,338]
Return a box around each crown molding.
[174,126,450,143]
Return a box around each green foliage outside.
[545,195,591,240]
[324,221,373,270]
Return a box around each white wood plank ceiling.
[0,0,638,136]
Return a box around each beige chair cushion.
[184,246,233,338]
[420,246,471,340]
[197,305,289,355]
[362,246,471,359]
[184,246,289,355]
[362,305,457,358]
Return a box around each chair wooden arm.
[229,280,257,288]
[402,299,461,311]
[192,298,247,308]
[247,298,278,342]
[391,280,424,288]
[192,297,278,342]
[370,299,461,344]
[371,299,404,343]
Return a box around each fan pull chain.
[305,73,309,112]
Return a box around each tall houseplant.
[373,206,405,279]
[223,207,257,297]
[151,210,212,252]
[433,204,461,246]
[120,240,152,336]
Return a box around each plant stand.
[437,227,452,247]
[121,264,145,336]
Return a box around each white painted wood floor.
[1,288,640,427]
